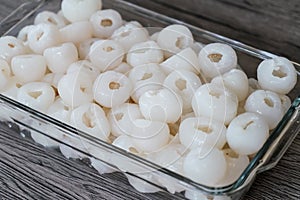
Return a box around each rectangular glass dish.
[0,0,300,199]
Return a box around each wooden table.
[0,0,299,199]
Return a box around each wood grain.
[0,0,300,200]
[126,0,300,63]
[0,123,184,200]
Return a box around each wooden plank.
[126,0,300,63]
[0,123,184,200]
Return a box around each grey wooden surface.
[0,0,300,200]
[127,0,300,63]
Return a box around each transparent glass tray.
[0,0,299,199]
